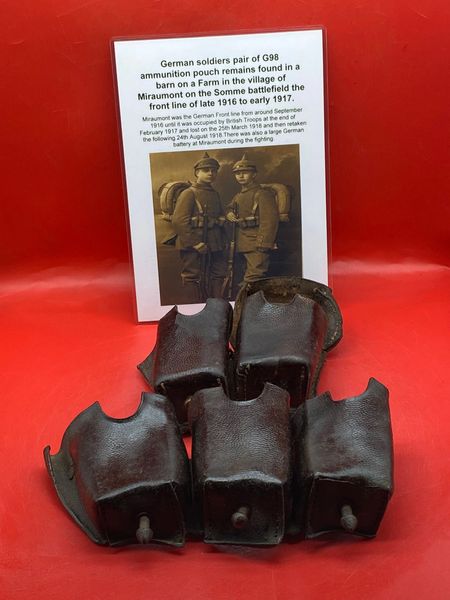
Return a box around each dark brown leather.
[138,298,233,427]
[233,289,329,404]
[44,393,190,547]
[291,378,394,538]
[232,276,343,350]
[189,383,292,545]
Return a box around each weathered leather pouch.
[291,378,393,538]
[138,298,233,427]
[44,393,190,547]
[232,277,342,404]
[189,383,291,545]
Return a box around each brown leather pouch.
[44,393,190,546]
[232,277,342,404]
[138,298,233,427]
[291,378,394,538]
[189,383,291,545]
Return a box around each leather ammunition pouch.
[238,215,259,228]
[237,194,260,229]
[190,196,225,229]
[44,393,190,546]
[189,383,291,545]
[232,277,342,404]
[138,298,233,428]
[190,215,225,229]
[190,214,205,228]
[291,378,393,538]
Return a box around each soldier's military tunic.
[172,181,226,297]
[229,183,279,282]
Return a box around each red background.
[1,1,449,599]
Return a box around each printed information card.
[113,29,328,321]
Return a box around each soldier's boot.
[209,278,225,299]
[182,280,202,304]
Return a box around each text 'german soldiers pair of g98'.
[45,277,394,548]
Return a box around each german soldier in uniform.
[172,152,226,303]
[226,154,279,283]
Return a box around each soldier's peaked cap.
[232,153,257,172]
[194,152,220,171]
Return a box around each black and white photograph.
[150,145,302,305]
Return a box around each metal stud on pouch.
[340,505,358,532]
[231,506,250,530]
[136,515,153,544]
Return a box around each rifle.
[199,203,210,301]
[221,202,238,300]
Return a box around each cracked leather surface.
[189,383,292,545]
[44,393,190,546]
[234,289,328,404]
[138,298,233,426]
[291,378,394,538]
[232,276,343,350]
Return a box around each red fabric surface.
[1,1,449,598]
[1,0,449,267]
[1,264,449,599]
